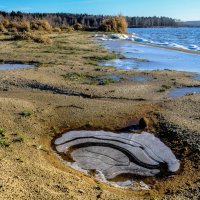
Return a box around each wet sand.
[0,32,199,200]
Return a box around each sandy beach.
[0,32,199,200]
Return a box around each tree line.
[0,11,178,28]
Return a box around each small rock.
[139,117,149,129]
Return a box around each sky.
[0,0,200,21]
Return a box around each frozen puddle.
[169,87,200,97]
[54,130,180,188]
[0,64,34,71]
[100,40,200,73]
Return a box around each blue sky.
[0,0,199,21]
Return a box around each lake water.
[128,28,200,52]
[96,28,200,74]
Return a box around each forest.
[0,11,178,28]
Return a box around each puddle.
[102,58,139,70]
[0,64,34,71]
[128,76,150,82]
[53,130,180,189]
[169,87,200,97]
[99,75,121,82]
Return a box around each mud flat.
[0,32,199,200]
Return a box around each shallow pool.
[169,87,200,97]
[0,64,34,71]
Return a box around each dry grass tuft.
[53,27,62,33]
[33,35,52,44]
[13,31,52,44]
[0,23,7,32]
[64,26,74,33]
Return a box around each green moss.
[158,84,172,92]
[93,185,102,190]
[61,72,86,81]
[0,128,5,136]
[161,84,172,90]
[62,72,118,86]
[0,138,10,147]
[97,78,117,85]
[85,53,125,62]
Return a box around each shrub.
[65,26,74,33]
[31,20,52,32]
[99,15,128,33]
[73,23,83,31]
[0,23,7,32]
[7,20,30,32]
[9,27,18,33]
[53,27,62,32]
[18,21,30,32]
[100,18,117,32]
[116,15,128,33]
[1,19,9,27]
